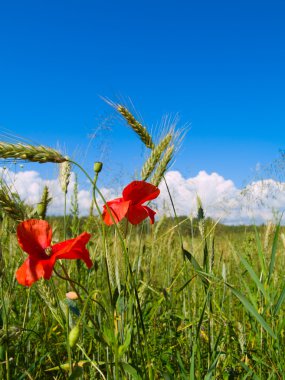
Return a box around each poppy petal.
[17,219,52,258]
[102,198,130,225]
[52,232,92,268]
[141,205,156,224]
[122,181,160,205]
[126,204,149,225]
[16,257,54,286]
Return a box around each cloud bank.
[158,171,285,224]
[1,168,285,225]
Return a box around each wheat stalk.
[150,145,174,187]
[0,142,67,163]
[141,133,172,181]
[117,105,155,149]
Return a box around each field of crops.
[0,106,284,379]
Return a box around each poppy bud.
[94,162,103,174]
[68,324,80,348]
[66,291,78,300]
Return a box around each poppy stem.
[54,266,85,303]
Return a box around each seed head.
[59,161,71,194]
[0,142,67,163]
[68,324,80,348]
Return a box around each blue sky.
[1,0,285,189]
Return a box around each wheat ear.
[59,161,72,194]
[37,186,52,219]
[0,142,67,163]
[150,145,174,187]
[117,105,155,149]
[141,133,172,181]
[0,180,26,222]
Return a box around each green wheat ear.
[117,105,155,149]
[150,145,174,187]
[196,195,206,239]
[0,179,27,222]
[141,133,172,181]
[37,185,52,220]
[0,142,67,163]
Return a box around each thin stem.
[54,265,86,302]
[63,191,67,240]
[22,287,31,329]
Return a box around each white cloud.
[1,168,93,216]
[157,171,285,224]
[1,168,284,225]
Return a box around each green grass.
[0,215,285,379]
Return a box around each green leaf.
[121,362,142,379]
[274,281,285,315]
[189,342,196,380]
[226,283,276,339]
[238,360,262,380]
[204,353,220,380]
[239,254,268,301]
[182,247,209,288]
[102,325,115,347]
[118,327,132,358]
[268,223,280,284]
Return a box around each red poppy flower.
[102,180,160,225]
[16,219,92,287]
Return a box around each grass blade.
[273,281,285,315]
[226,283,276,339]
[268,224,280,284]
[238,254,268,301]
